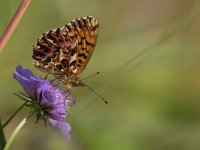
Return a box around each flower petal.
[15,65,33,79]
[48,118,71,141]
[13,66,39,97]
[14,65,73,141]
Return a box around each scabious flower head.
[13,65,74,140]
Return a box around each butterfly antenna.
[84,84,108,104]
[81,72,100,81]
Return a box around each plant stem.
[2,102,27,129]
[3,118,27,150]
[0,0,31,53]
[3,110,36,150]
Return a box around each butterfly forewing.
[66,17,99,74]
[32,16,99,86]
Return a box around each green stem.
[2,102,27,129]
[3,110,36,150]
[3,118,27,150]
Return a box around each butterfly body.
[32,16,99,88]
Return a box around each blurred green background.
[1,0,200,149]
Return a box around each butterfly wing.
[65,16,99,75]
[32,16,98,80]
[32,28,77,77]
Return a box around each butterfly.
[32,16,99,89]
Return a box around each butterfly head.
[63,76,85,89]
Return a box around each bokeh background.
[1,0,200,149]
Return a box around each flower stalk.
[2,102,27,129]
[3,118,27,150]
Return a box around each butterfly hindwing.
[32,16,99,86]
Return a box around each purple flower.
[13,65,73,140]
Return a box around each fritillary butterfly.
[32,16,99,89]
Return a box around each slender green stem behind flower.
[3,118,27,150]
[3,109,37,150]
[2,102,27,129]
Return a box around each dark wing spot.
[61,59,69,67]
[86,41,95,47]
[70,60,76,66]
[43,57,51,63]
[48,43,52,47]
[82,48,86,50]
[55,64,63,71]
[44,48,49,53]
[78,59,83,64]
[78,41,82,45]
[70,49,76,56]
[78,53,87,59]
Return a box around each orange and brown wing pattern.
[32,27,77,77]
[65,16,99,75]
[32,16,99,86]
